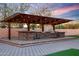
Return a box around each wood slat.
[1,13,72,25]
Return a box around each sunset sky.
[52,3,79,20]
[30,3,79,20]
[0,3,79,20]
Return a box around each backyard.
[0,3,79,56]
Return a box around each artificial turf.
[67,35,79,39]
[47,49,79,56]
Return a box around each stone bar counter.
[18,31,65,40]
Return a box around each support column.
[27,23,30,31]
[8,22,11,40]
[41,24,44,32]
[53,25,55,32]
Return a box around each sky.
[0,3,79,21]
[30,3,79,20]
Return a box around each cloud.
[52,5,79,16]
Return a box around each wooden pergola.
[1,13,71,40]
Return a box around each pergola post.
[27,23,30,31]
[53,25,55,32]
[41,24,44,32]
[8,22,11,40]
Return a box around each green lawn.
[67,35,79,39]
[47,49,79,56]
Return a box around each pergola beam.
[2,13,71,24]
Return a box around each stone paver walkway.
[0,39,79,56]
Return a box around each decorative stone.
[18,31,65,40]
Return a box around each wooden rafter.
[1,13,72,25]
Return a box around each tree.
[0,3,31,28]
[30,24,36,30]
[19,3,30,28]
[31,6,52,17]
[19,3,30,13]
[30,5,52,30]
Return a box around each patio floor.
[0,37,74,47]
[0,38,79,56]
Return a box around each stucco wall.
[56,29,79,36]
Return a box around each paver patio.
[0,39,79,56]
[0,37,74,47]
